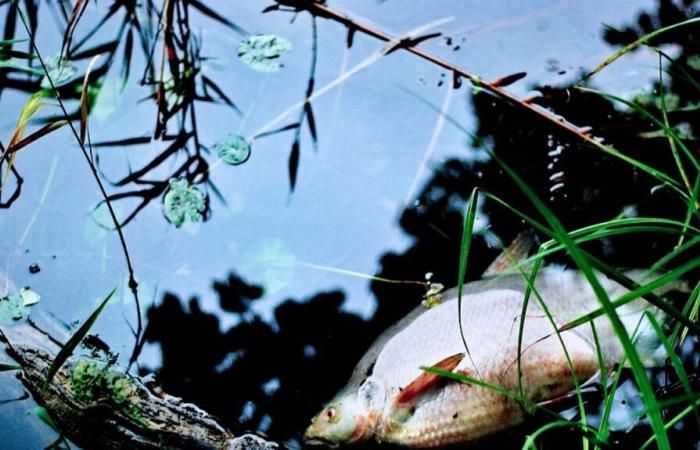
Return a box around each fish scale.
[305,267,681,448]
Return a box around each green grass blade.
[456,188,480,375]
[670,281,700,347]
[486,150,671,450]
[582,17,700,80]
[639,398,700,450]
[42,287,117,392]
[579,86,700,174]
[644,311,700,428]
[0,363,21,371]
[524,420,599,450]
[511,256,591,448]
[657,55,695,204]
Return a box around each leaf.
[6,120,67,156]
[0,363,20,371]
[490,71,527,87]
[2,91,50,189]
[189,0,246,35]
[455,188,480,374]
[452,72,462,89]
[202,75,242,115]
[41,54,78,88]
[215,134,251,165]
[288,139,300,192]
[583,17,700,81]
[0,38,27,47]
[163,179,206,227]
[0,287,41,325]
[80,55,102,144]
[252,122,299,140]
[61,0,89,58]
[0,59,43,75]
[9,90,49,148]
[346,26,356,48]
[120,28,133,89]
[238,34,292,72]
[42,287,116,392]
[305,103,318,146]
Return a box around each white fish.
[304,263,683,448]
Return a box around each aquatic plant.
[238,34,293,73]
[69,359,142,422]
[0,0,699,448]
[163,178,206,227]
[216,134,252,166]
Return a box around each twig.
[12,1,143,369]
[285,1,600,148]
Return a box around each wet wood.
[0,315,280,450]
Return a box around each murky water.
[1,0,699,448]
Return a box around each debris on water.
[28,263,40,274]
[0,287,40,325]
[163,179,206,228]
[215,134,251,165]
[238,34,293,72]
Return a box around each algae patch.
[163,178,206,227]
[69,359,142,422]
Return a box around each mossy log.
[0,313,280,450]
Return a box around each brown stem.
[292,1,599,146]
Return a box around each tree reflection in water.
[142,0,700,448]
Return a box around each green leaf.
[163,179,206,227]
[215,133,251,165]
[42,287,116,393]
[583,17,700,80]
[456,188,479,372]
[0,363,20,371]
[238,34,292,72]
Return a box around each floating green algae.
[69,359,142,422]
[216,133,251,165]
[163,178,206,227]
[237,34,292,72]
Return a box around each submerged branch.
[0,317,280,450]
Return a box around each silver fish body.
[305,267,678,447]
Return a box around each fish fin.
[482,231,535,278]
[395,353,464,405]
[537,384,601,410]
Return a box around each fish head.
[304,378,385,446]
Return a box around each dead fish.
[304,241,684,447]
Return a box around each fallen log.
[0,312,280,450]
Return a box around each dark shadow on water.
[140,0,700,448]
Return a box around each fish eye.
[325,406,339,424]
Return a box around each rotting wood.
[0,313,280,450]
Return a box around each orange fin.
[395,353,464,405]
